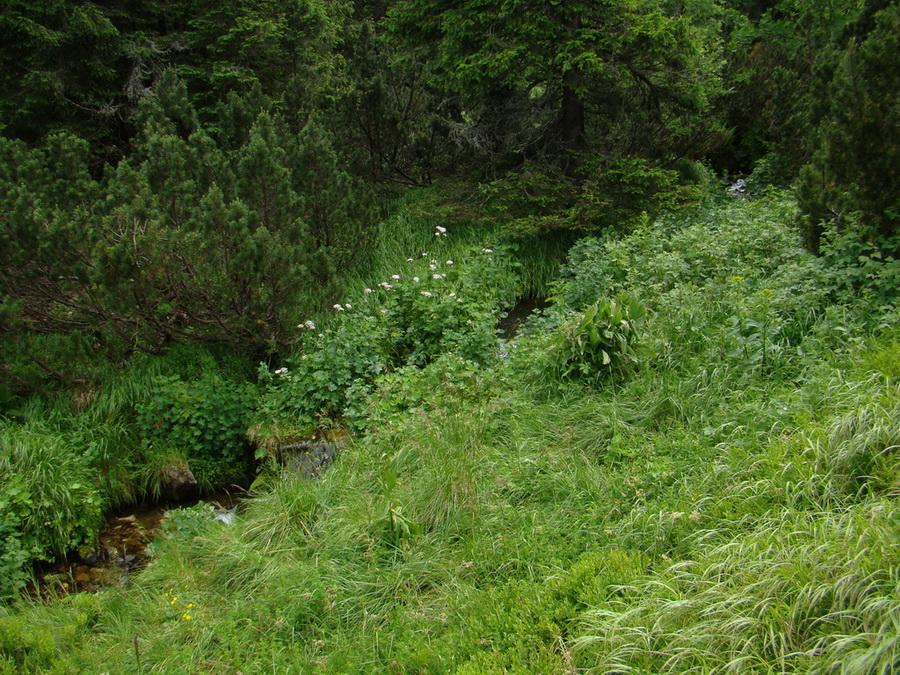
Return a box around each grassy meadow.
[1,192,898,673]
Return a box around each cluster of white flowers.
[446,260,453,265]
[333,304,343,311]
[482,248,493,253]
[274,367,289,378]
[379,281,393,290]
[433,274,443,280]
[435,225,447,237]
[391,274,400,280]
[421,291,432,297]
[364,288,373,294]
[413,276,420,283]
[297,319,316,330]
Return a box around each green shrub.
[158,502,220,541]
[137,373,255,489]
[817,223,900,309]
[0,426,102,600]
[254,245,518,434]
[557,196,804,310]
[547,297,646,382]
[361,353,500,429]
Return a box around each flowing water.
[31,490,241,597]
[498,296,551,339]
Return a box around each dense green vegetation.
[2,194,898,672]
[1,0,898,672]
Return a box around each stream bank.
[30,489,242,598]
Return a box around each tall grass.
[0,427,104,599]
[2,195,897,674]
[577,503,899,674]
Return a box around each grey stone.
[161,465,199,501]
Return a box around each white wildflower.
[433,274,442,280]
[421,291,432,297]
[446,260,453,265]
[333,304,344,311]
[364,288,373,294]
[344,304,352,309]
[391,274,400,280]
[305,320,315,330]
[482,248,493,253]
[413,277,420,282]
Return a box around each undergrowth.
[1,194,898,673]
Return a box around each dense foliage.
[2,0,897,367]
[1,0,898,671]
[2,195,897,671]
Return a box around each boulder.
[161,465,199,501]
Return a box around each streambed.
[498,296,550,339]
[31,490,241,598]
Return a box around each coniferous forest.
[1,1,898,672]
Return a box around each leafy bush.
[159,503,220,541]
[137,374,255,488]
[0,427,102,600]
[557,196,804,309]
[362,353,501,429]
[817,223,900,309]
[546,297,646,382]
[254,245,518,436]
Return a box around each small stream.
[31,490,241,597]
[498,296,551,339]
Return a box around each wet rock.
[214,504,238,525]
[161,465,199,501]
[728,178,747,197]
[83,549,108,567]
[279,440,339,478]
